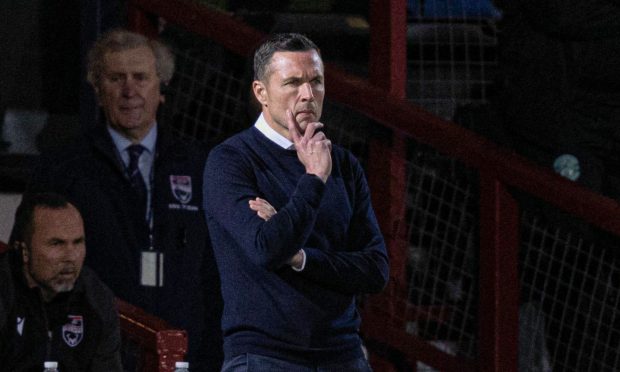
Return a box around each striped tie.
[127,144,147,210]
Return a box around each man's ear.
[252,81,268,106]
[93,86,103,106]
[159,83,167,104]
[18,242,29,264]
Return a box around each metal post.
[479,174,520,372]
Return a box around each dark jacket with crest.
[27,124,223,371]
[0,249,122,372]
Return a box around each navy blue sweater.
[203,127,389,363]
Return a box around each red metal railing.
[125,1,620,371]
[117,298,188,372]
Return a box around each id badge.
[141,251,164,287]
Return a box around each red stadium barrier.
[116,298,188,372]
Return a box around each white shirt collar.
[254,113,295,150]
[107,124,158,157]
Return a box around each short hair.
[86,28,175,88]
[253,33,320,81]
[9,192,73,248]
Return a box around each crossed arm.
[204,111,388,295]
[249,197,304,269]
[247,174,388,295]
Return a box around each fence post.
[478,174,520,372]
[367,137,408,288]
[367,0,409,288]
[368,0,407,98]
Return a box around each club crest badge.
[62,315,83,347]
[170,175,192,204]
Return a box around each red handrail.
[117,298,188,372]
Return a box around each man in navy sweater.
[203,33,389,371]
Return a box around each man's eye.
[107,75,121,83]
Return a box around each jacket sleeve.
[87,279,123,372]
[199,234,224,371]
[204,144,325,270]
[296,156,390,295]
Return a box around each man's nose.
[299,82,314,101]
[63,245,84,262]
[121,78,137,97]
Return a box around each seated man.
[0,192,122,371]
[29,28,223,370]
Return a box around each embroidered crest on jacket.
[62,315,84,347]
[170,175,192,204]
